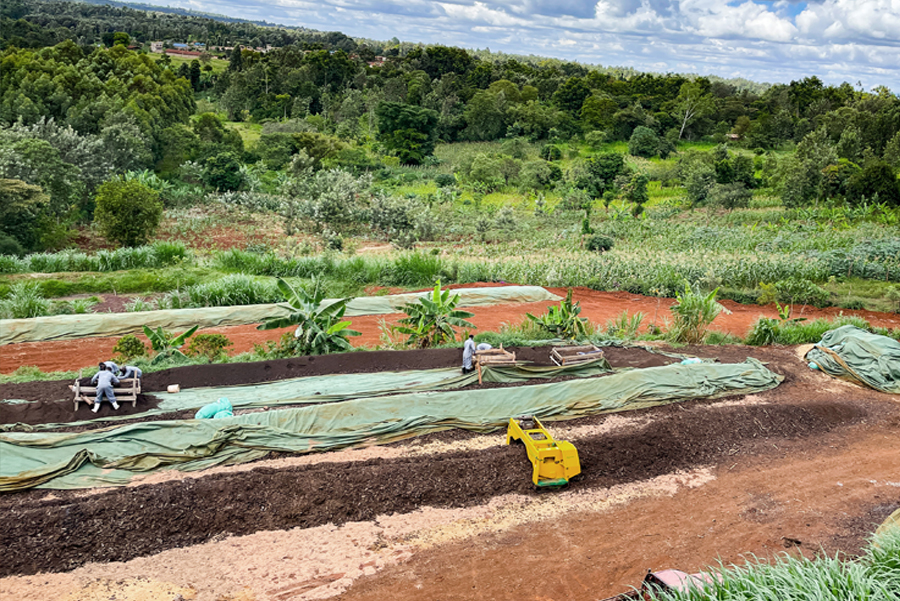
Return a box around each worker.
[90,363,120,413]
[119,365,142,380]
[476,342,493,351]
[462,334,476,374]
[103,360,119,374]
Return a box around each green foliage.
[650,528,900,600]
[586,235,614,253]
[539,144,562,161]
[847,161,900,207]
[746,314,872,346]
[93,179,163,247]
[0,282,50,318]
[142,325,198,364]
[111,334,148,361]
[707,182,752,210]
[628,126,660,158]
[605,310,644,339]
[0,242,187,274]
[186,333,233,361]
[0,178,55,252]
[257,278,360,356]
[376,101,439,165]
[772,277,831,307]
[395,281,476,348]
[203,152,244,191]
[525,288,589,340]
[668,284,725,344]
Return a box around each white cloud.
[164,0,900,89]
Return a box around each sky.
[171,0,900,90]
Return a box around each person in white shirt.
[476,342,493,351]
[462,334,476,374]
[90,363,120,413]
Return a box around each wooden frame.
[551,344,604,366]
[474,345,517,384]
[71,377,141,411]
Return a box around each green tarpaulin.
[0,359,781,491]
[2,360,612,432]
[806,326,900,394]
[0,286,559,345]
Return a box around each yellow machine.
[506,416,581,487]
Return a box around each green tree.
[375,101,439,164]
[257,278,360,356]
[672,81,714,139]
[624,173,649,216]
[628,126,660,158]
[0,178,50,251]
[395,281,476,348]
[203,152,243,191]
[189,60,202,91]
[847,162,900,207]
[463,90,508,141]
[228,45,244,72]
[93,179,163,247]
[575,152,625,198]
[112,32,130,47]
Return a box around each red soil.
[2,287,899,374]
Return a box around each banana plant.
[258,278,360,355]
[142,325,199,363]
[395,280,476,348]
[526,288,589,340]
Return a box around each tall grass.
[652,528,900,600]
[668,285,725,344]
[0,242,188,274]
[0,283,50,319]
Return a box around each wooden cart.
[550,344,604,366]
[71,377,141,411]
[474,345,517,384]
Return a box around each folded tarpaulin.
[0,286,560,344]
[805,326,900,394]
[0,358,781,491]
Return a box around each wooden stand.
[71,377,141,411]
[474,345,517,384]
[551,344,604,366]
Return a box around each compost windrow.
[0,346,674,426]
[0,399,869,577]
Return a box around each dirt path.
[3,287,898,374]
[0,345,899,601]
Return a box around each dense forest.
[1,0,899,256]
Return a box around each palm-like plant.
[142,325,199,363]
[526,288,589,340]
[257,278,360,355]
[668,283,727,344]
[395,281,476,348]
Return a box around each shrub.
[434,174,456,188]
[628,126,660,158]
[668,284,725,344]
[186,333,233,361]
[586,235,614,253]
[0,233,24,257]
[395,281,476,348]
[525,288,590,340]
[773,277,830,307]
[203,152,244,191]
[539,144,562,161]
[112,334,148,361]
[93,179,163,247]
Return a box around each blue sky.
[175,0,900,90]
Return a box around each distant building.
[367,56,386,67]
[150,41,163,53]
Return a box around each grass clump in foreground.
[652,527,900,600]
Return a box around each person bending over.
[119,365,143,380]
[91,363,120,413]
